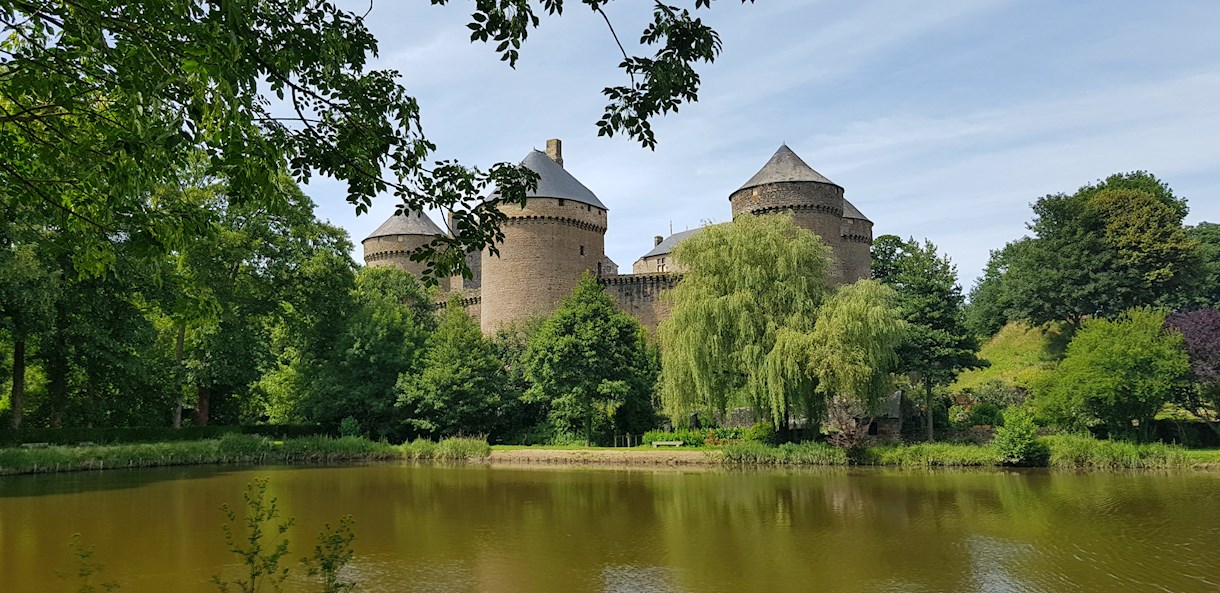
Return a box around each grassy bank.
[0,434,491,476]
[720,437,1220,470]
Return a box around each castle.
[362,140,874,333]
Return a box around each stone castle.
[362,140,873,333]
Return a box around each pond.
[2,463,1218,593]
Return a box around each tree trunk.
[173,322,185,429]
[84,380,95,429]
[193,385,210,426]
[48,354,67,429]
[925,378,935,443]
[10,338,24,429]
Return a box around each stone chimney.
[654,235,664,246]
[546,138,563,168]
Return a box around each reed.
[1043,434,1192,469]
[0,435,488,475]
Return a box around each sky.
[307,0,1220,288]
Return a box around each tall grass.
[0,435,490,476]
[721,442,848,465]
[863,443,1000,467]
[1043,434,1192,469]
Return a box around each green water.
[1,463,1218,592]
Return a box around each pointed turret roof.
[516,149,607,209]
[843,198,871,222]
[363,210,446,242]
[737,144,838,191]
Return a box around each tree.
[397,300,507,439]
[973,172,1198,328]
[1040,308,1190,440]
[1188,223,1220,306]
[0,236,57,428]
[805,280,906,448]
[964,239,1029,339]
[2,0,749,280]
[1165,309,1220,436]
[875,235,983,441]
[523,274,656,445]
[659,213,832,432]
[293,266,433,439]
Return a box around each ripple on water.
[602,565,684,593]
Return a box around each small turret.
[361,209,450,290]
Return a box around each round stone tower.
[480,140,609,333]
[362,209,450,291]
[839,199,874,282]
[729,144,860,284]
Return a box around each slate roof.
[517,150,607,209]
[737,144,839,191]
[363,210,446,241]
[639,227,707,259]
[843,198,871,222]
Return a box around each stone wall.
[600,273,681,333]
[362,234,451,292]
[480,197,607,333]
[729,181,847,284]
[839,217,874,283]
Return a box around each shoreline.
[4,436,1220,477]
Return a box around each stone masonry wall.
[729,181,847,284]
[600,273,681,334]
[839,217,874,283]
[480,197,607,333]
[363,234,451,292]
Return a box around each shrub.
[338,417,362,438]
[741,422,776,445]
[992,407,1049,466]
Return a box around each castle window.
[580,245,585,256]
[558,199,565,207]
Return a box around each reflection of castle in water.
[362,140,873,333]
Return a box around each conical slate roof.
[737,144,838,192]
[843,198,871,222]
[516,150,607,209]
[363,210,445,241]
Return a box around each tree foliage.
[874,235,983,441]
[1165,309,1220,433]
[659,213,831,430]
[523,274,656,445]
[1039,308,1190,440]
[968,172,1199,330]
[807,280,906,413]
[397,300,506,439]
[1,0,749,279]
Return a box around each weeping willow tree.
[658,212,831,431]
[805,281,907,447]
[807,280,907,412]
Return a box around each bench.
[20,442,50,449]
[651,440,684,448]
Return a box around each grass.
[0,435,491,476]
[1042,434,1194,469]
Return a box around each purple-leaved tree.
[1166,309,1220,435]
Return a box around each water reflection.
[1,464,1218,593]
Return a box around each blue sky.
[309,0,1220,288]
